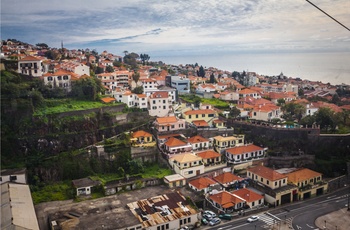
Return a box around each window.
[283,179,286,184]
[202,114,205,117]
[267,180,269,185]
[10,175,17,181]
[188,217,191,222]
[163,106,166,109]
[163,100,166,103]
[180,219,183,225]
[275,181,277,186]
[57,76,62,80]
[157,226,160,230]
[63,75,69,80]
[196,115,198,118]
[208,114,214,117]
[153,100,156,104]
[261,178,263,182]
[48,77,53,81]
[189,115,192,119]
[166,224,169,229]
[188,171,193,174]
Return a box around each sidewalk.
[314,208,350,230]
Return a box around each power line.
[306,0,350,32]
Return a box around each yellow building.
[286,168,328,200]
[183,109,217,123]
[130,130,155,147]
[213,134,245,153]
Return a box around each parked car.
[219,213,232,220]
[247,216,259,223]
[209,218,221,226]
[203,210,217,218]
[202,213,213,221]
[201,218,209,225]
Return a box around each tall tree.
[197,65,205,77]
[315,107,336,131]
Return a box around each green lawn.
[141,164,172,179]
[31,181,74,204]
[34,99,119,115]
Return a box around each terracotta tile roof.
[132,130,152,138]
[226,144,264,155]
[231,188,264,203]
[170,153,202,163]
[239,88,259,95]
[136,94,147,98]
[187,135,209,144]
[100,97,116,103]
[209,191,245,208]
[192,120,209,127]
[213,135,239,142]
[213,119,223,124]
[184,109,216,115]
[19,55,41,61]
[156,116,178,124]
[150,91,168,99]
[247,165,287,181]
[196,150,221,159]
[286,168,322,184]
[165,137,187,147]
[213,172,242,184]
[188,177,217,190]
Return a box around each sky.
[1,0,350,57]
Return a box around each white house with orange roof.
[153,116,186,132]
[239,88,261,99]
[213,172,243,189]
[219,91,239,101]
[41,69,72,91]
[60,60,90,76]
[196,84,216,93]
[216,82,228,91]
[18,55,45,77]
[231,188,264,208]
[134,94,148,110]
[250,103,281,121]
[163,137,192,155]
[225,144,267,165]
[208,190,246,213]
[148,91,171,117]
[188,177,218,193]
[169,153,204,178]
[142,78,159,93]
[266,92,297,104]
[187,135,210,151]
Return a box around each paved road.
[204,188,349,230]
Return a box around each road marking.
[326,195,336,199]
[218,226,232,230]
[306,224,314,228]
[265,212,281,221]
[297,225,302,229]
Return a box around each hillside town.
[1,39,350,230]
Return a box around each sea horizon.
[151,51,350,86]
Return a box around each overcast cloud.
[1,0,350,56]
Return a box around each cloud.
[1,0,349,54]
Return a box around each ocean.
[152,52,350,85]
